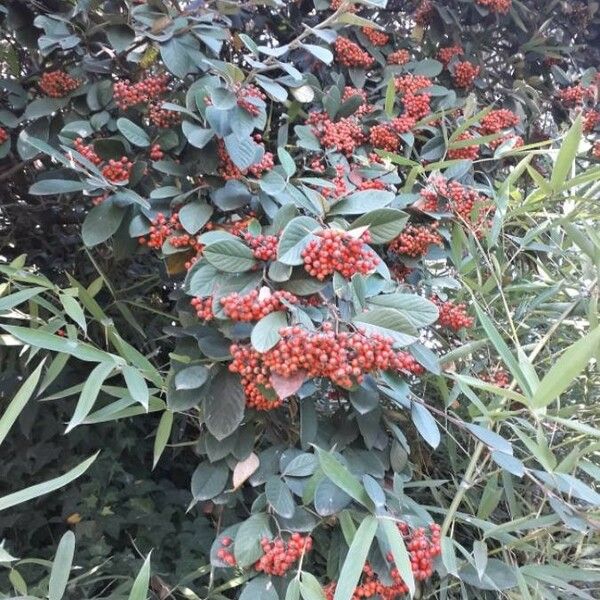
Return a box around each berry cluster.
[334,37,374,69]
[308,112,365,156]
[236,84,266,116]
[391,115,417,133]
[243,232,279,261]
[150,143,164,161]
[321,164,348,199]
[387,49,410,65]
[357,178,387,191]
[217,139,274,180]
[331,0,356,11]
[39,70,80,97]
[255,534,313,576]
[481,369,510,388]
[394,75,432,95]
[447,131,480,160]
[101,157,133,183]
[216,536,236,566]
[263,324,424,388]
[302,230,379,280]
[229,344,282,410]
[325,523,441,600]
[361,27,389,47]
[403,93,431,119]
[388,224,443,258]
[478,109,519,134]
[594,141,600,158]
[556,84,591,107]
[73,138,102,165]
[418,176,494,235]
[229,324,423,409]
[414,0,434,25]
[437,45,463,67]
[453,61,480,88]
[191,297,214,321]
[342,86,372,116]
[488,132,524,151]
[148,102,181,128]
[435,298,474,331]
[113,74,170,110]
[138,212,202,258]
[476,0,512,13]
[370,124,400,151]
[583,110,600,133]
[0,128,8,145]
[220,289,298,321]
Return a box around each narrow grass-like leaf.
[532,326,600,408]
[333,516,378,600]
[0,361,44,447]
[48,531,75,600]
[0,452,99,511]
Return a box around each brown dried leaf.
[232,452,260,490]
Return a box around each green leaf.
[0,452,99,512]
[234,513,272,568]
[117,117,150,147]
[175,365,209,390]
[317,449,372,509]
[29,180,85,195]
[300,572,326,600]
[251,311,288,352]
[287,579,301,600]
[66,362,115,432]
[153,410,173,469]
[474,540,488,581]
[381,518,415,596]
[179,201,213,234]
[302,44,333,65]
[328,190,395,215]
[122,365,149,410]
[128,553,152,600]
[351,209,408,244]
[225,133,262,170]
[191,462,229,502]
[203,371,245,440]
[182,121,214,148]
[48,531,75,600]
[333,516,378,600]
[0,361,44,447]
[551,115,582,191]
[411,402,440,449]
[204,239,257,272]
[465,423,512,455]
[82,201,125,247]
[260,170,288,196]
[265,476,295,518]
[353,307,418,346]
[384,77,395,117]
[368,293,438,328]
[24,97,69,120]
[531,325,600,408]
[473,304,532,398]
[0,287,46,312]
[1,325,120,364]
[278,216,320,265]
[240,576,279,600]
[60,294,87,333]
[441,537,458,577]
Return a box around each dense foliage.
[1,0,600,599]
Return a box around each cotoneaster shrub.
[0,1,599,599]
